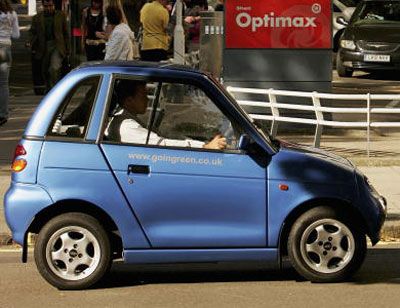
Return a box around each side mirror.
[336,16,349,27]
[238,134,251,151]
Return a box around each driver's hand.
[204,134,227,150]
[51,118,62,134]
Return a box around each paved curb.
[0,233,13,246]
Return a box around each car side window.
[103,78,156,144]
[155,82,242,150]
[102,78,242,151]
[48,76,101,139]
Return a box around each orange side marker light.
[279,184,289,191]
[12,159,27,173]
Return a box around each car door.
[100,76,268,248]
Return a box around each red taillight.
[13,144,27,160]
[12,144,27,172]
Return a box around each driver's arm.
[203,134,227,150]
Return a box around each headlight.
[364,176,387,214]
[340,40,356,50]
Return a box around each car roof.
[77,60,203,75]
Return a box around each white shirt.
[108,110,205,148]
[105,23,135,61]
[120,117,205,148]
[0,11,20,45]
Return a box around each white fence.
[227,86,400,156]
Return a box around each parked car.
[337,0,400,77]
[333,0,357,52]
[4,62,386,289]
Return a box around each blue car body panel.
[11,139,44,184]
[4,183,53,244]
[3,62,386,266]
[267,144,356,246]
[124,248,278,264]
[37,141,150,248]
[101,144,267,248]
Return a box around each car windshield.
[208,76,278,149]
[355,1,400,23]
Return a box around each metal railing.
[227,86,400,156]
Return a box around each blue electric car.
[4,62,386,289]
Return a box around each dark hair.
[187,0,207,9]
[91,0,103,11]
[106,5,122,25]
[116,80,146,101]
[0,0,12,13]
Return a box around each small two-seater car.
[4,62,386,289]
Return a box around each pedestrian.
[184,0,208,52]
[30,0,70,92]
[95,0,128,41]
[214,0,224,11]
[123,0,146,36]
[107,0,128,24]
[0,0,19,126]
[140,0,170,62]
[104,6,136,61]
[81,0,106,61]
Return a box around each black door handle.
[128,164,150,175]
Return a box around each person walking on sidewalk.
[140,0,170,62]
[30,0,70,92]
[0,0,19,126]
[104,6,135,61]
[81,0,106,61]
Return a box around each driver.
[107,80,227,150]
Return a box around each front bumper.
[355,173,387,245]
[338,49,400,71]
[369,194,387,245]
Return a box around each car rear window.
[47,76,101,140]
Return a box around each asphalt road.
[1,244,400,307]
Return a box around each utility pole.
[173,0,185,64]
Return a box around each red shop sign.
[225,0,332,49]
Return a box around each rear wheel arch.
[27,200,123,254]
[278,198,368,258]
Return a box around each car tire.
[333,29,344,53]
[337,52,353,77]
[34,213,111,290]
[287,206,366,283]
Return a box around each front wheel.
[34,213,111,290]
[288,206,366,282]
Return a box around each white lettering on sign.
[236,6,252,11]
[236,12,317,32]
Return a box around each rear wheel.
[288,206,366,282]
[34,213,111,290]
